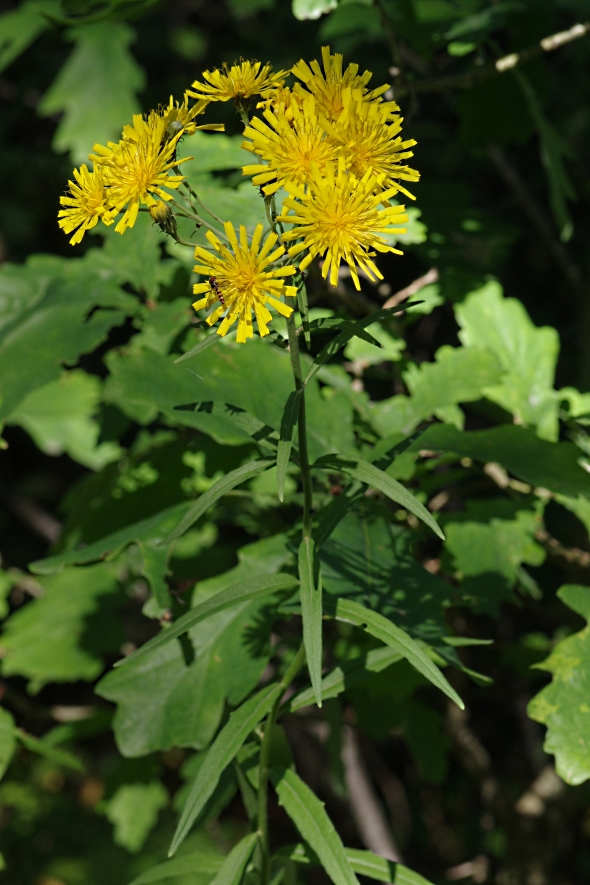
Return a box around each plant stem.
[257,643,305,885]
[286,313,313,540]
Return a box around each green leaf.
[277,391,301,502]
[288,646,402,712]
[7,370,122,470]
[170,683,283,856]
[105,782,168,853]
[160,459,274,545]
[116,572,298,668]
[16,729,85,772]
[0,562,121,689]
[177,131,247,174]
[174,401,279,453]
[313,481,364,548]
[127,851,223,885]
[313,454,444,540]
[0,0,56,72]
[175,332,222,363]
[528,585,590,785]
[309,318,383,349]
[38,21,145,164]
[272,768,360,885]
[344,322,404,366]
[456,281,560,440]
[0,708,16,781]
[282,843,434,884]
[209,833,259,885]
[333,598,463,708]
[292,0,337,20]
[410,424,590,499]
[298,538,323,707]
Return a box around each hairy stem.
[257,643,305,885]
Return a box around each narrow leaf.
[278,844,435,885]
[16,729,85,773]
[334,598,463,709]
[175,332,221,363]
[370,426,428,471]
[170,683,283,856]
[160,459,274,545]
[288,646,402,712]
[298,538,323,707]
[297,276,311,349]
[116,573,298,668]
[209,833,258,885]
[309,318,383,349]
[313,481,364,548]
[277,391,302,502]
[272,768,360,885]
[128,852,223,885]
[313,455,444,540]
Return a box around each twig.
[534,528,590,569]
[341,725,403,864]
[8,496,61,544]
[382,268,439,310]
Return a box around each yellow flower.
[291,45,395,122]
[161,94,225,138]
[256,84,304,121]
[320,90,420,200]
[242,94,337,195]
[277,159,408,290]
[192,222,297,343]
[91,113,189,235]
[58,164,114,245]
[186,60,288,105]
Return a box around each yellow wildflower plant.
[320,90,420,200]
[291,45,396,122]
[91,113,189,235]
[192,222,298,343]
[58,164,115,245]
[242,94,337,195]
[187,60,288,106]
[161,94,225,138]
[277,159,409,290]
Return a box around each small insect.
[209,276,225,306]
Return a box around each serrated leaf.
[277,391,301,502]
[0,708,16,781]
[209,833,258,885]
[272,768,360,885]
[106,782,168,853]
[39,21,145,164]
[298,538,322,707]
[288,646,402,711]
[333,598,463,708]
[127,851,223,885]
[0,0,56,73]
[528,585,590,785]
[313,454,444,540]
[161,459,274,544]
[117,573,298,668]
[170,683,283,856]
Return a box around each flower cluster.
[59,49,419,343]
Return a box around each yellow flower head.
[91,113,189,235]
[321,90,420,200]
[187,60,288,105]
[161,94,225,138]
[242,94,337,195]
[292,46,394,122]
[256,84,304,121]
[277,159,409,290]
[192,222,297,343]
[58,164,114,245]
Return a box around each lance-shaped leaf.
[170,682,283,856]
[209,833,258,885]
[128,851,223,885]
[174,401,279,453]
[16,729,85,773]
[288,646,402,712]
[272,768,360,885]
[279,843,435,884]
[313,481,364,548]
[298,538,323,707]
[160,459,274,545]
[116,573,298,668]
[297,276,311,348]
[175,332,222,363]
[313,454,444,540]
[277,391,301,502]
[333,598,463,708]
[309,318,382,348]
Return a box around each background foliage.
[1,1,590,884]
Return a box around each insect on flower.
[209,276,225,306]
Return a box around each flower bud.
[150,201,177,236]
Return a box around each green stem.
[257,643,305,885]
[286,313,313,540]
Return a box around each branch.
[382,268,439,310]
[397,22,590,98]
[534,528,590,569]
